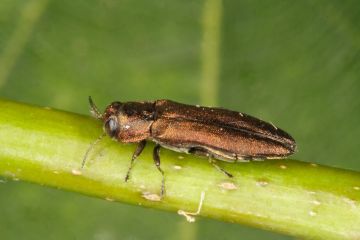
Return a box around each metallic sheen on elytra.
[82,97,296,198]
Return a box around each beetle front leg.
[153,144,165,197]
[125,140,147,182]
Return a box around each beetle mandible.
[82,97,296,198]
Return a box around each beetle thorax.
[116,102,155,143]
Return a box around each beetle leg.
[189,147,233,178]
[208,158,233,178]
[153,144,165,197]
[125,140,146,182]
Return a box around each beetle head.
[88,96,122,138]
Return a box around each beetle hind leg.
[208,158,233,178]
[188,147,233,178]
[153,144,165,197]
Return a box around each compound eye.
[104,117,119,137]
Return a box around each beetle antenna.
[89,96,102,119]
[81,132,106,169]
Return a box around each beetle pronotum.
[82,97,296,198]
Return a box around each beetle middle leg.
[153,144,165,197]
[125,140,146,182]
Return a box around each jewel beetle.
[82,97,296,198]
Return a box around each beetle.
[82,97,296,198]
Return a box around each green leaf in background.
[0,0,359,239]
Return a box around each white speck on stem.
[256,180,269,187]
[4,171,16,178]
[142,192,161,202]
[105,197,115,202]
[309,210,317,217]
[280,165,287,169]
[178,155,184,159]
[310,163,318,167]
[71,169,82,176]
[218,182,237,190]
[173,165,182,170]
[312,200,321,206]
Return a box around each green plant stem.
[0,99,359,239]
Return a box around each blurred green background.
[0,0,359,239]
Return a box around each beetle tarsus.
[208,158,234,178]
[125,140,147,182]
[153,144,165,197]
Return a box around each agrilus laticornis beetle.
[82,97,296,198]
